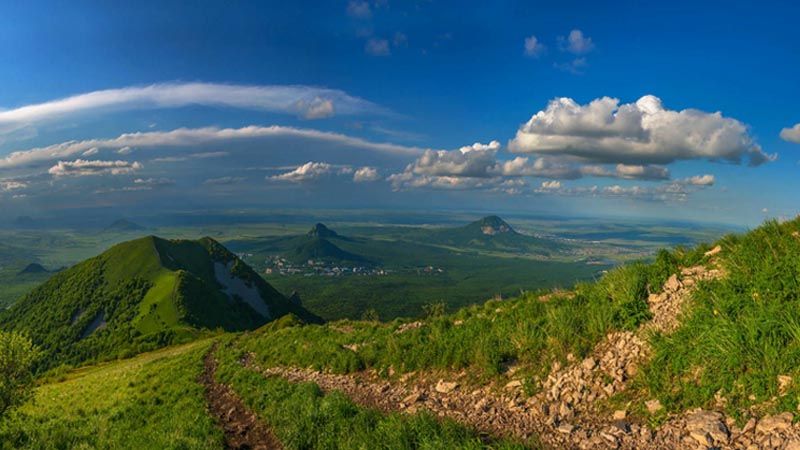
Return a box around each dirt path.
[201,346,282,450]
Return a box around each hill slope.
[0,235,320,368]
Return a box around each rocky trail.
[201,347,282,450]
[243,246,800,449]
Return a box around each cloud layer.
[0,83,383,134]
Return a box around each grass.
[215,339,535,449]
[239,253,682,384]
[636,218,800,418]
[0,340,223,449]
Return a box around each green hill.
[0,235,321,369]
[307,223,339,239]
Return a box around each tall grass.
[640,219,800,416]
[240,255,679,382]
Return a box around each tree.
[0,331,39,417]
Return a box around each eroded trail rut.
[242,251,800,450]
[201,347,282,450]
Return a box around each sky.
[0,0,798,226]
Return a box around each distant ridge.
[105,219,145,232]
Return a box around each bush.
[0,332,39,417]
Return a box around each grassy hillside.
[0,236,319,369]
[0,340,223,449]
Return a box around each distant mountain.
[0,235,321,368]
[17,263,48,276]
[463,215,517,236]
[429,215,561,255]
[105,219,145,232]
[307,223,338,239]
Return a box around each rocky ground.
[201,347,282,450]
[241,245,800,449]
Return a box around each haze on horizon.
[1,1,799,227]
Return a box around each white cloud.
[117,146,133,155]
[203,176,246,186]
[559,29,595,54]
[133,177,174,188]
[347,0,371,19]
[82,147,99,157]
[297,97,335,119]
[540,180,561,189]
[524,35,545,57]
[509,95,774,166]
[270,162,354,183]
[0,180,27,191]
[0,125,423,170]
[780,123,800,143]
[353,166,380,182]
[680,174,715,186]
[48,159,142,177]
[0,82,382,134]
[366,38,391,56]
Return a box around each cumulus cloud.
[558,29,595,54]
[48,159,142,177]
[270,162,354,183]
[0,125,424,170]
[614,164,670,180]
[780,123,800,143]
[509,95,774,166]
[524,35,545,57]
[0,82,383,134]
[554,57,588,74]
[365,38,391,56]
[353,166,380,182]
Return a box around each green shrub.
[0,332,39,417]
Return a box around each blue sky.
[0,0,798,226]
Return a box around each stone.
[403,392,422,404]
[505,380,523,389]
[785,440,800,450]
[434,380,458,394]
[704,245,722,257]
[613,409,627,420]
[582,357,597,371]
[613,420,631,434]
[665,274,682,292]
[685,410,729,444]
[645,399,663,414]
[557,423,575,434]
[756,412,793,434]
[778,375,793,395]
